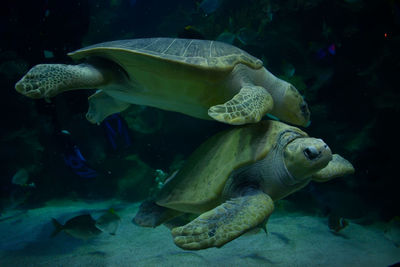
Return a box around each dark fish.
[95,209,121,235]
[216,31,236,44]
[51,214,102,240]
[328,213,349,232]
[236,27,259,45]
[11,169,29,186]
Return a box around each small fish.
[95,209,121,235]
[12,169,29,186]
[178,25,205,40]
[51,214,102,240]
[236,27,258,45]
[216,31,236,44]
[281,61,296,77]
[328,213,349,232]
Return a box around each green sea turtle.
[15,38,310,126]
[134,120,354,250]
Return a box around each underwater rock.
[117,154,154,201]
[384,217,400,247]
[1,185,33,214]
[122,106,163,134]
[1,128,44,188]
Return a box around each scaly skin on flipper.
[15,64,106,99]
[312,154,355,182]
[87,90,130,124]
[171,191,274,250]
[208,86,273,125]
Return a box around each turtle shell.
[156,120,307,214]
[68,38,263,71]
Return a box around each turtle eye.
[304,146,320,160]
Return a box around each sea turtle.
[134,120,354,250]
[15,38,310,126]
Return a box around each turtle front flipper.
[208,86,273,125]
[171,191,274,250]
[312,154,355,182]
[15,64,107,99]
[87,90,130,124]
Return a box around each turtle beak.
[303,141,330,161]
[303,146,320,160]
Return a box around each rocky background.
[1,0,399,223]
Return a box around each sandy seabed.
[0,200,399,267]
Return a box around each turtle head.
[276,84,310,127]
[284,137,332,180]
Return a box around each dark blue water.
[1,0,399,265]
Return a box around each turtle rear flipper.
[208,85,273,125]
[87,90,130,124]
[15,64,107,99]
[133,200,182,228]
[171,191,274,250]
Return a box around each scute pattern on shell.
[69,38,263,70]
[155,120,307,213]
